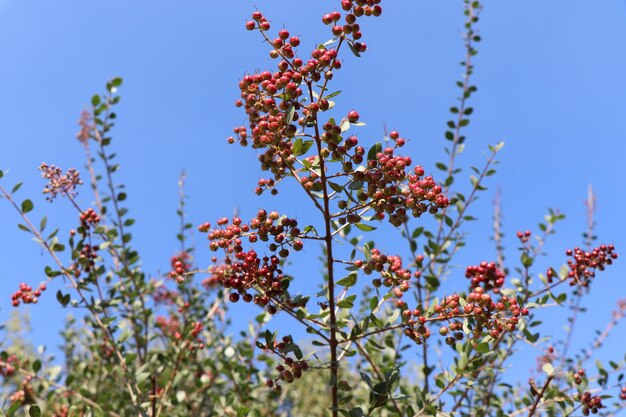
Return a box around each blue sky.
[1,0,625,410]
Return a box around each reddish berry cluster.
[209,251,286,314]
[76,243,99,274]
[200,210,303,257]
[79,208,100,229]
[169,251,192,283]
[465,261,505,293]
[345,143,449,226]
[323,0,383,53]
[580,391,604,415]
[401,289,527,345]
[155,315,205,349]
[232,3,382,183]
[565,244,617,286]
[153,285,180,306]
[358,249,411,296]
[620,385,626,401]
[8,375,33,404]
[516,230,531,243]
[11,282,46,307]
[39,163,83,201]
[0,354,18,377]
[572,368,585,385]
[256,177,277,196]
[463,288,527,338]
[260,335,309,394]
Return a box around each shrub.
[1,1,624,416]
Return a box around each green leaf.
[52,243,65,252]
[348,180,363,191]
[91,94,101,106]
[328,181,344,193]
[521,252,533,268]
[337,299,354,308]
[21,199,34,213]
[32,359,41,373]
[347,41,362,57]
[7,402,20,417]
[56,290,70,307]
[111,77,123,87]
[336,273,357,287]
[475,342,490,354]
[39,216,47,232]
[367,143,382,161]
[355,223,376,232]
[11,182,22,194]
[324,90,342,99]
[293,138,313,156]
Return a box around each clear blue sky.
[1,0,625,409]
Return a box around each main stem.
[309,80,339,416]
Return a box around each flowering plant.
[0,1,624,416]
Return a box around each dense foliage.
[1,1,624,416]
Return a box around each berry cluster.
[209,251,286,314]
[79,208,100,229]
[8,375,33,404]
[260,335,309,394]
[200,210,303,257]
[620,385,626,401]
[358,249,411,296]
[462,288,527,338]
[401,289,527,345]
[0,354,18,377]
[516,230,531,244]
[232,3,382,184]
[39,163,83,201]
[348,143,449,226]
[580,391,604,416]
[11,282,46,307]
[324,0,383,54]
[153,285,180,306]
[566,244,617,286]
[572,368,586,385]
[73,243,99,275]
[169,251,192,283]
[465,261,505,293]
[155,315,204,349]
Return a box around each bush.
[1,1,624,416]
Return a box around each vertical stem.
[309,79,339,417]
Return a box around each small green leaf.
[336,273,357,287]
[7,402,21,417]
[32,359,41,373]
[355,223,376,232]
[21,199,34,213]
[91,95,101,106]
[337,299,353,308]
[11,182,23,194]
[475,343,489,354]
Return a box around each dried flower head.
[39,163,83,201]
[76,110,93,144]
